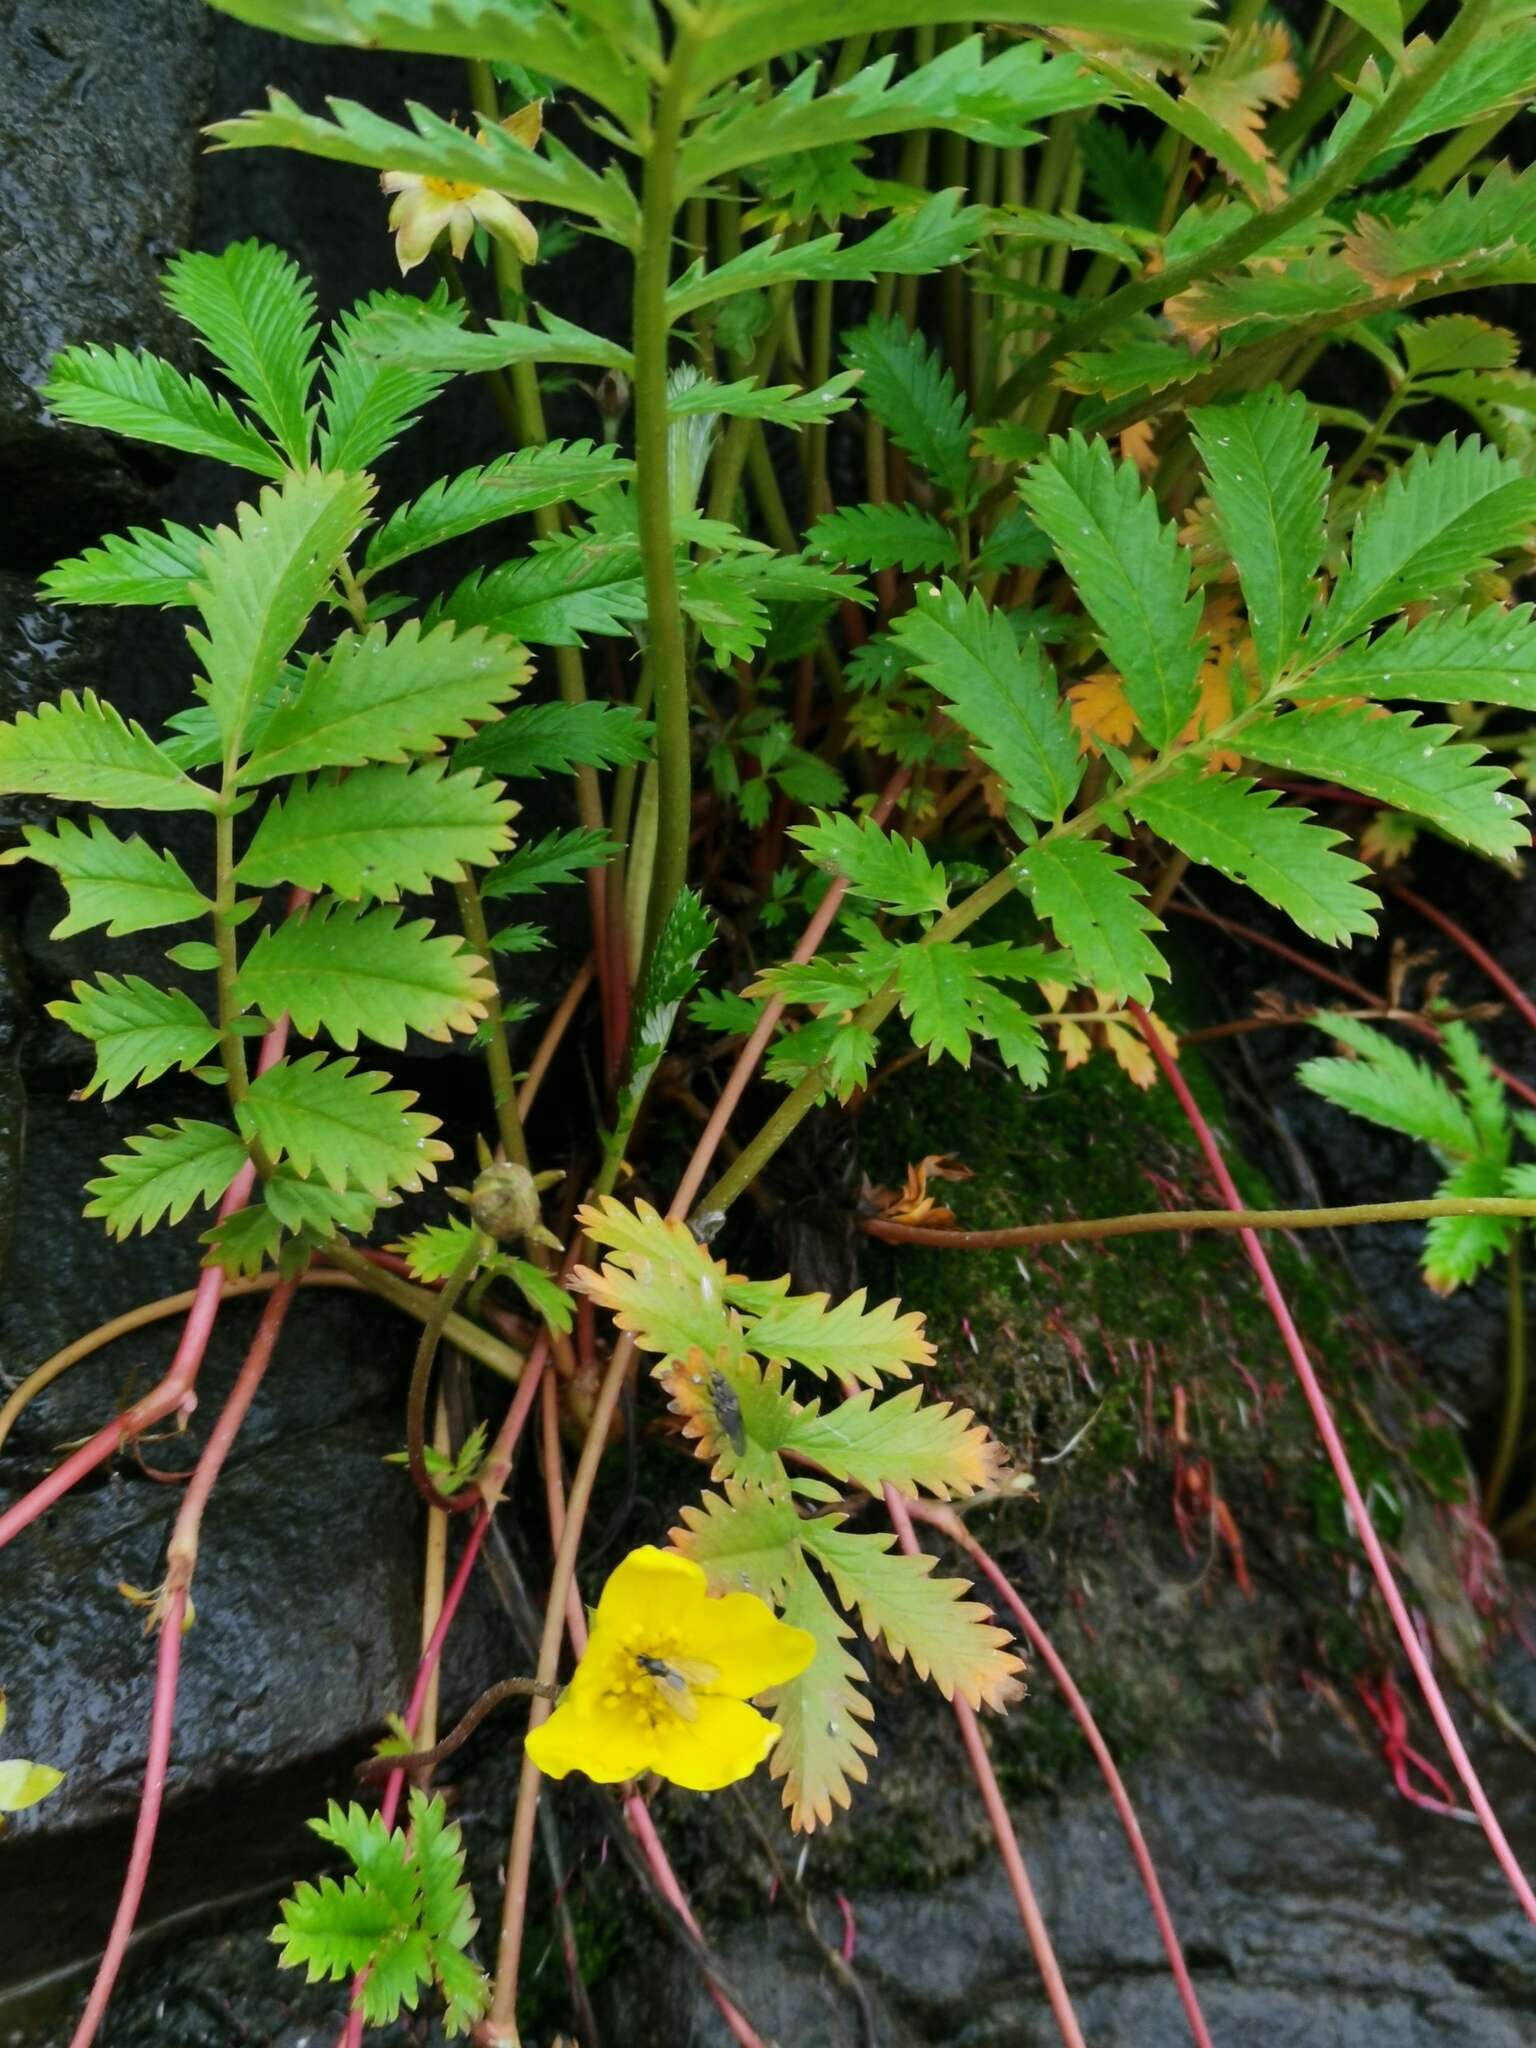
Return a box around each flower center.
[613,1646,722,1726]
[422,176,481,201]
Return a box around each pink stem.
[923,1508,1214,2048]
[883,1488,1087,2048]
[339,1338,555,2048]
[1388,880,1536,1037]
[1129,1003,1536,1926]
[0,1017,292,1552]
[67,1279,298,2048]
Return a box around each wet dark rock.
[0,0,214,569]
[635,1713,1536,2046]
[0,1088,507,1992]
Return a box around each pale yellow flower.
[380,102,543,277]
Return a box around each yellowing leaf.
[1103,1013,1177,1090]
[1180,22,1299,203]
[1119,419,1157,476]
[803,1520,1023,1710]
[671,1480,803,1603]
[763,1556,877,1834]
[1067,670,1137,753]
[784,1386,1007,1501]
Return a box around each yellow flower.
[525,1546,815,1792]
[380,102,543,277]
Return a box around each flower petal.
[645,1696,783,1792]
[0,1759,64,1813]
[470,191,539,265]
[393,194,454,274]
[524,1696,651,1785]
[447,201,476,261]
[500,100,544,150]
[380,170,422,196]
[591,1545,707,1645]
[687,1592,816,1699]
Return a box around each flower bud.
[471,1162,541,1243]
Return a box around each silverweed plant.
[7,0,1536,2042]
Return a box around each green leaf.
[686,0,1213,96]
[1296,604,1536,711]
[1190,390,1328,686]
[481,825,619,897]
[1240,707,1527,859]
[41,345,286,477]
[238,1052,450,1197]
[202,1201,287,1279]
[1014,837,1165,1005]
[805,503,959,574]
[1298,1013,1478,1158]
[1020,432,1205,749]
[264,1171,378,1241]
[791,812,948,919]
[236,900,494,1050]
[500,1257,576,1334]
[841,314,974,506]
[784,1385,1002,1500]
[362,441,632,580]
[761,1553,876,1834]
[801,1519,1021,1709]
[39,519,213,609]
[457,698,652,779]
[319,287,457,471]
[1311,435,1536,654]
[84,1119,248,1239]
[668,371,861,427]
[240,618,528,784]
[1057,335,1213,401]
[671,1479,804,1603]
[0,690,217,812]
[189,469,374,760]
[1130,761,1377,945]
[2,818,210,937]
[1340,165,1536,300]
[237,760,516,898]
[745,1285,933,1389]
[206,79,645,219]
[1441,1019,1507,1155]
[891,580,1081,820]
[48,975,220,1100]
[1330,0,1402,49]
[393,1219,480,1285]
[162,240,320,469]
[357,298,634,376]
[437,534,648,646]
[1424,1156,1513,1293]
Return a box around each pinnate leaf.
[890,579,1081,820]
[841,315,974,507]
[236,760,517,898]
[1240,706,1527,859]
[240,618,528,784]
[319,286,457,470]
[49,976,220,1099]
[0,690,217,813]
[1015,837,1166,1006]
[40,520,214,609]
[189,469,374,758]
[84,1119,248,1238]
[457,698,651,778]
[1021,433,1205,749]
[1311,435,1536,654]
[1129,760,1377,945]
[762,1555,876,1834]
[42,344,286,477]
[1298,1013,1477,1157]
[238,1053,450,1197]
[481,825,618,897]
[791,811,948,918]
[670,1479,804,1603]
[1296,604,1536,711]
[3,818,210,937]
[163,239,320,468]
[236,899,494,1049]
[806,503,960,574]
[784,1386,1004,1501]
[1190,389,1327,685]
[362,441,631,579]
[801,1519,1022,1710]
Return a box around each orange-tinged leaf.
[1103,1013,1177,1090]
[1180,22,1299,203]
[764,1556,877,1834]
[803,1520,1024,1711]
[1119,419,1157,477]
[784,1385,1008,1501]
[1068,670,1137,753]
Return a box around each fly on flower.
[525,1546,814,1792]
[380,101,543,276]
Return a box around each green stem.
[990,0,1495,417]
[866,1197,1536,1252]
[634,33,697,968]
[212,806,250,1110]
[1486,1237,1527,1525]
[1417,108,1513,195]
[455,876,530,1167]
[322,1239,526,1383]
[1331,381,1411,495]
